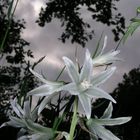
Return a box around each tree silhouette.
[37,0,125,47]
[112,66,140,140]
[0,0,37,125]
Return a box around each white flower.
[62,49,116,119]
[86,102,131,140]
[93,36,121,66]
[0,98,38,128]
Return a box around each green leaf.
[137,7,140,14]
[7,0,14,19]
[123,20,140,43]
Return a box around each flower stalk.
[69,97,78,140]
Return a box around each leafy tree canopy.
[37,0,125,47]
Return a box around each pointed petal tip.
[62,56,68,61]
[111,66,116,72]
[111,97,117,104]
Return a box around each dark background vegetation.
[0,0,140,139]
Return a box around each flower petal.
[28,83,62,97]
[9,116,26,128]
[91,67,116,86]
[92,124,120,140]
[63,56,79,83]
[60,83,79,95]
[86,87,116,103]
[28,133,52,140]
[38,92,58,115]
[30,68,48,83]
[80,49,93,82]
[24,101,31,119]
[78,94,91,119]
[30,68,64,86]
[27,84,51,96]
[101,102,113,119]
[93,117,132,126]
[11,98,24,118]
[93,50,121,66]
[25,119,53,135]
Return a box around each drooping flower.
[62,49,116,119]
[86,102,131,140]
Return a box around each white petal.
[24,101,31,119]
[93,50,121,66]
[101,102,113,118]
[38,93,58,115]
[91,67,116,86]
[63,56,79,83]
[25,119,53,135]
[11,98,24,118]
[80,49,93,82]
[93,124,120,140]
[9,116,26,128]
[27,84,50,96]
[30,68,48,83]
[28,83,62,97]
[78,94,91,119]
[94,117,132,126]
[60,83,79,95]
[100,35,108,55]
[86,87,116,103]
[30,68,64,86]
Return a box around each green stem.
[69,97,78,140]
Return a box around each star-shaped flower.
[0,98,38,128]
[86,102,131,140]
[62,49,116,119]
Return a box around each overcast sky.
[14,0,140,93]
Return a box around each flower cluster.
[1,36,131,140]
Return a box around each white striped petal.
[63,56,79,83]
[86,87,116,103]
[91,67,116,86]
[80,49,93,82]
[78,94,91,119]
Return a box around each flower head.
[93,36,121,66]
[0,98,38,128]
[62,49,116,119]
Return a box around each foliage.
[122,7,140,43]
[37,0,125,47]
[0,0,38,124]
[112,66,140,140]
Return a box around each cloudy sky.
[14,0,140,93]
